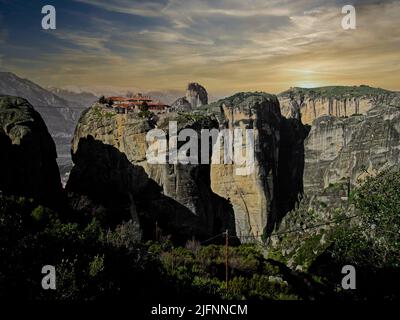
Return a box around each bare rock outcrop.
[186,82,208,108]
[170,97,192,112]
[305,105,400,192]
[269,90,400,270]
[68,91,309,243]
[205,93,308,240]
[0,95,62,205]
[279,85,399,124]
[171,82,208,111]
[67,104,235,242]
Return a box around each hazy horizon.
[1,0,399,95]
[3,70,399,99]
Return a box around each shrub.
[138,110,154,118]
[350,169,400,267]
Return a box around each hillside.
[47,87,98,108]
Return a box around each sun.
[294,81,321,88]
[288,69,324,88]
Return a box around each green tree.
[139,101,149,112]
[351,169,400,266]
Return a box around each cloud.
[0,12,7,41]
[50,31,110,51]
[74,0,291,18]
[74,0,169,17]
[3,0,400,92]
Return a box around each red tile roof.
[107,95,170,110]
[108,96,127,101]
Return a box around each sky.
[0,0,399,96]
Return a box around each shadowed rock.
[0,95,62,206]
[68,108,236,243]
[69,91,309,243]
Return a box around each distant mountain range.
[0,72,93,135]
[0,72,93,177]
[47,87,98,109]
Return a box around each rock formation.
[0,95,62,205]
[206,93,308,240]
[269,89,400,270]
[69,85,399,247]
[305,104,400,193]
[186,83,208,108]
[68,91,309,243]
[171,82,208,111]
[278,85,399,124]
[170,97,192,112]
[67,104,236,242]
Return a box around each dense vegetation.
[268,168,400,300]
[1,168,400,300]
[0,194,326,300]
[313,169,400,299]
[331,169,400,267]
[0,196,175,300]
[147,242,315,300]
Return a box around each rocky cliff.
[205,93,308,240]
[0,95,62,205]
[67,104,236,242]
[68,91,308,243]
[67,85,400,248]
[278,85,399,125]
[269,89,400,270]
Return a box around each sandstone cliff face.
[269,96,400,270]
[205,93,308,240]
[68,92,308,243]
[208,93,281,240]
[304,104,400,196]
[67,104,235,242]
[278,86,399,125]
[0,95,62,205]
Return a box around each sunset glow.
[0,0,399,95]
